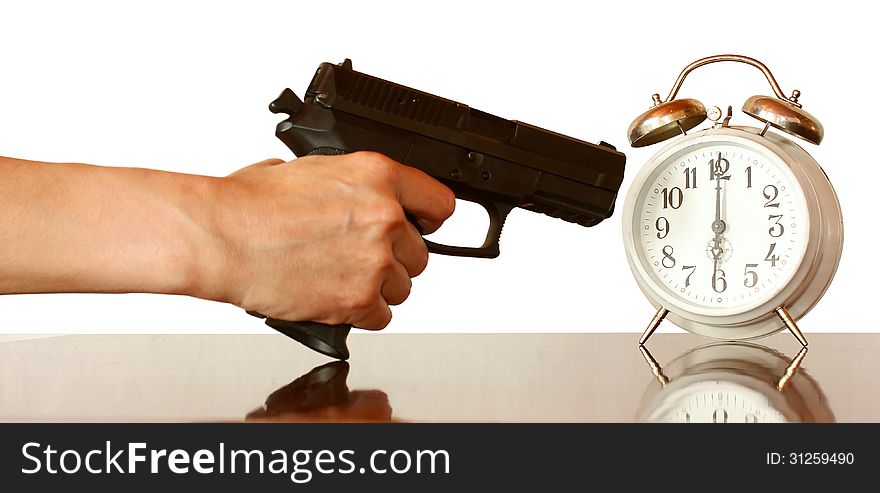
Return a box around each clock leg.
[639,307,668,346]
[638,344,669,386]
[775,306,808,347]
[776,345,808,392]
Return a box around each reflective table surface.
[1,333,877,422]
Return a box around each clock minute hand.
[711,153,726,263]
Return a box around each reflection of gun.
[259,59,626,360]
[246,362,393,422]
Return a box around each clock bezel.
[622,126,843,340]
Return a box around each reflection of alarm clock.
[622,55,843,346]
[636,342,834,423]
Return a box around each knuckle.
[412,246,429,276]
[371,309,393,330]
[364,201,406,231]
[386,265,413,306]
[351,150,387,163]
[348,284,377,312]
[354,151,397,182]
[384,278,412,307]
[368,247,397,273]
[396,280,413,304]
[382,201,407,224]
[354,304,391,331]
[406,241,429,277]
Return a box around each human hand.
[202,152,455,329]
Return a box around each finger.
[393,165,456,234]
[380,260,412,306]
[353,297,393,330]
[391,220,429,277]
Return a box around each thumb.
[252,158,286,167]
[228,158,286,177]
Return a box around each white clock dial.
[654,381,787,423]
[624,126,842,340]
[633,138,809,316]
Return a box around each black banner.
[1,424,875,490]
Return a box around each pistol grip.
[247,311,351,360]
[267,319,352,360]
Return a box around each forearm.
[0,157,223,299]
[0,152,453,329]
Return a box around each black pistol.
[258,59,626,360]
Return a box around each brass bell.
[743,94,824,145]
[628,98,707,147]
[627,55,825,147]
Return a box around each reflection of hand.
[206,152,455,329]
[248,390,393,423]
[246,361,394,423]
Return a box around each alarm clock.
[622,55,843,346]
[636,342,834,423]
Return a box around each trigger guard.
[421,199,512,258]
[423,238,500,259]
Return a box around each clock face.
[632,136,810,317]
[650,380,787,423]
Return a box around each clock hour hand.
[713,255,720,291]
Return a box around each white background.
[0,0,875,335]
